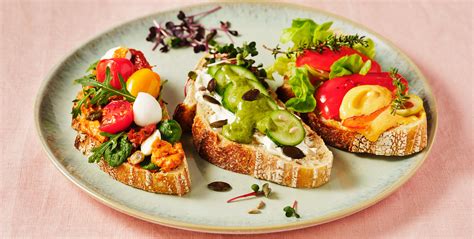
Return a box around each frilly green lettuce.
[285,67,316,113]
[329,54,372,79]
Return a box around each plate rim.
[34,1,438,234]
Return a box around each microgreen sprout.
[283,200,300,218]
[146,6,239,53]
[226,183,272,203]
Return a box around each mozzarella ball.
[133,92,162,127]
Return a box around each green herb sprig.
[390,68,409,114]
[265,34,369,59]
[72,67,136,118]
[283,200,300,218]
[88,132,132,167]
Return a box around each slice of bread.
[72,104,191,196]
[277,80,428,156]
[174,59,333,188]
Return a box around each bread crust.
[192,111,332,188]
[278,82,428,156]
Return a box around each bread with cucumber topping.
[174,56,333,188]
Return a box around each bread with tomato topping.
[174,57,333,188]
[72,103,191,196]
[277,80,428,156]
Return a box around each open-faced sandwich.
[267,19,427,156]
[174,43,333,188]
[71,47,190,195]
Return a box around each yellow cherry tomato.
[126,68,161,98]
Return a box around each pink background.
[1,0,472,238]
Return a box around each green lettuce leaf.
[285,67,316,113]
[280,19,333,47]
[354,38,375,59]
[329,54,372,79]
[265,55,295,80]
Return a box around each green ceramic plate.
[35,2,437,234]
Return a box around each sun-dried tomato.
[127,124,156,147]
[130,49,152,70]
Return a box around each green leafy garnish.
[354,38,375,59]
[283,200,300,218]
[285,67,316,113]
[88,132,132,167]
[280,19,333,46]
[85,60,99,73]
[390,68,409,114]
[329,54,372,79]
[72,68,136,118]
[265,55,296,80]
[140,158,159,170]
[208,41,259,68]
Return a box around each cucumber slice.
[222,82,253,113]
[214,70,228,95]
[207,65,222,76]
[227,65,258,81]
[266,110,305,146]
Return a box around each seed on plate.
[248,209,261,214]
[262,183,272,198]
[242,89,260,101]
[207,181,232,192]
[128,151,145,164]
[210,119,228,128]
[282,146,305,159]
[207,78,216,92]
[203,95,221,105]
[257,200,266,209]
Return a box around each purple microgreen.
[146,6,239,53]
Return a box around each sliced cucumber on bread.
[174,57,333,188]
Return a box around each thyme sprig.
[265,34,369,59]
[390,67,409,114]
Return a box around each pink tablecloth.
[1,0,472,238]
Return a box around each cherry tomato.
[99,100,134,134]
[126,68,161,98]
[296,47,381,73]
[96,58,135,89]
[316,72,408,120]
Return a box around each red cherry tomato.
[99,100,134,134]
[296,47,381,73]
[316,72,408,120]
[96,58,135,89]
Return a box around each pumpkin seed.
[207,78,216,92]
[203,95,221,105]
[207,181,232,192]
[241,89,260,101]
[210,119,228,128]
[282,146,305,159]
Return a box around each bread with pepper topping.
[277,81,428,156]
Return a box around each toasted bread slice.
[277,81,428,156]
[72,104,191,196]
[174,59,333,188]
